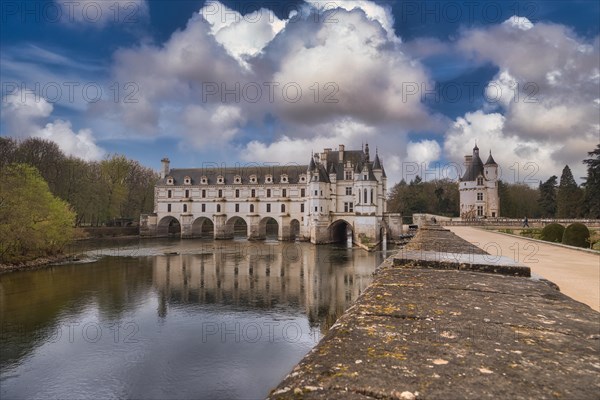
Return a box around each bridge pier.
[213,214,230,240]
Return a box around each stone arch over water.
[157,216,181,237]
[192,217,214,238]
[328,219,353,244]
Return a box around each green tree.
[557,165,583,218]
[498,182,541,218]
[0,137,18,168]
[0,164,75,263]
[582,144,600,218]
[538,176,558,217]
[387,178,459,217]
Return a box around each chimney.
[464,155,472,173]
[339,144,345,162]
[161,158,170,179]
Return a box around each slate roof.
[160,147,387,185]
[161,165,308,185]
[461,146,485,182]
[321,149,382,181]
[373,153,382,170]
[485,152,497,166]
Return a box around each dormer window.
[477,177,484,186]
[281,174,288,183]
[217,176,224,184]
[313,173,319,181]
[250,175,257,184]
[234,175,242,184]
[166,176,174,185]
[300,175,306,183]
[184,176,191,185]
[265,175,273,184]
[201,176,208,185]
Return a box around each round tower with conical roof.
[459,144,500,219]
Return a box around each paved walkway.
[448,227,600,312]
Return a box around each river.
[0,238,392,399]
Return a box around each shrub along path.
[449,227,600,311]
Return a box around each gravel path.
[448,226,600,312]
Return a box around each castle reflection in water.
[152,241,384,331]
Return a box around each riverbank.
[0,227,141,273]
[269,225,600,399]
[0,253,81,274]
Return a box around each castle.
[140,144,402,247]
[459,144,500,219]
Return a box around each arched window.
[370,189,374,204]
[250,204,255,213]
[216,204,221,213]
[183,204,188,213]
[281,204,286,213]
[364,189,367,204]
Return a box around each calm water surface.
[0,239,392,399]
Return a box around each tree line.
[537,144,600,219]
[0,137,158,227]
[387,144,600,219]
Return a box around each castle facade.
[140,144,402,248]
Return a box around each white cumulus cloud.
[2,89,104,161]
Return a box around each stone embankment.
[270,225,600,399]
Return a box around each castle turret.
[484,151,498,181]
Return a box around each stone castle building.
[140,144,402,247]
[459,144,500,219]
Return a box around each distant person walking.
[522,216,529,228]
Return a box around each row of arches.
[156,216,352,243]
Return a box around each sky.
[1,0,599,186]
